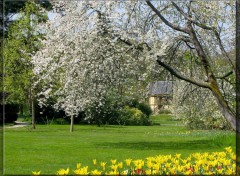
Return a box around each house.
[147,81,173,113]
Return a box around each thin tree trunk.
[20,105,23,117]
[31,87,35,129]
[70,114,74,132]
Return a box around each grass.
[150,114,182,125]
[4,115,236,175]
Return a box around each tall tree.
[144,0,237,131]
[1,0,52,37]
[33,1,237,131]
[4,0,47,129]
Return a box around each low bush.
[119,106,151,126]
[126,99,152,117]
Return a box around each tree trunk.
[209,81,238,131]
[70,114,74,132]
[20,105,24,117]
[31,89,35,129]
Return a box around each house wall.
[149,96,162,113]
[149,95,172,114]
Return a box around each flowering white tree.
[32,1,158,131]
[33,0,238,131]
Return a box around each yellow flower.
[152,164,160,172]
[171,158,179,165]
[177,165,183,172]
[118,162,123,169]
[208,155,215,161]
[217,168,223,174]
[196,160,203,166]
[56,168,69,175]
[211,160,218,167]
[108,170,118,175]
[146,160,153,168]
[181,159,188,164]
[194,165,199,173]
[110,164,118,171]
[218,152,226,158]
[145,169,152,175]
[74,166,88,175]
[93,159,97,165]
[230,153,236,160]
[203,152,209,158]
[185,169,193,175]
[165,162,171,168]
[155,156,164,165]
[91,169,101,175]
[32,171,41,175]
[121,170,128,175]
[169,167,175,175]
[225,168,233,175]
[152,169,157,174]
[125,159,132,166]
[175,153,181,159]
[146,157,154,162]
[185,163,191,169]
[133,160,144,169]
[202,165,209,171]
[233,163,236,170]
[225,146,232,153]
[222,159,231,166]
[111,159,117,164]
[76,163,81,169]
[100,162,107,170]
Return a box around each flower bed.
[32,147,236,175]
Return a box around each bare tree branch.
[146,0,189,34]
[171,0,235,70]
[171,0,214,31]
[117,37,151,51]
[175,35,195,49]
[216,71,233,79]
[156,56,210,88]
[213,30,235,70]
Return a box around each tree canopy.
[33,1,238,131]
[3,0,48,128]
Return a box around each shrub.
[119,106,150,126]
[83,97,152,126]
[125,99,152,117]
[136,102,152,117]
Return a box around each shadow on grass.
[96,140,215,151]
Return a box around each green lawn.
[150,114,183,125]
[4,115,236,175]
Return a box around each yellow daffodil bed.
[32,146,237,175]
